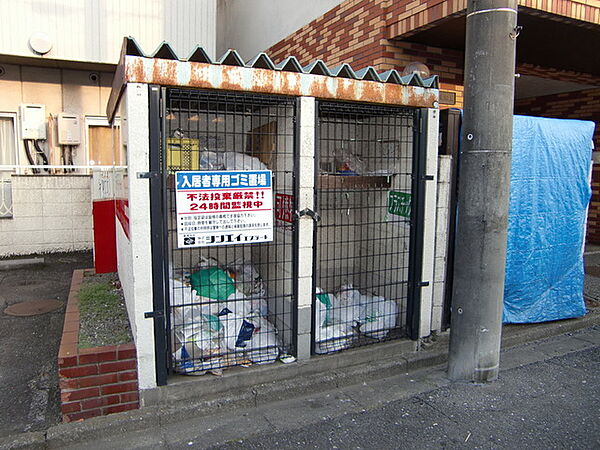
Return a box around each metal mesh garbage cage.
[162,88,298,374]
[312,100,421,354]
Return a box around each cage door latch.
[296,208,321,222]
[137,171,160,179]
[144,310,164,319]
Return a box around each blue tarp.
[503,115,595,323]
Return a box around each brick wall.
[591,165,600,244]
[386,0,600,40]
[265,0,465,108]
[384,40,465,108]
[267,0,387,70]
[514,88,600,144]
[58,269,139,422]
[266,0,599,111]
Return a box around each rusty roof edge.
[118,37,439,88]
[107,42,129,121]
[116,56,439,109]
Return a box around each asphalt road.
[212,328,600,450]
[0,252,92,438]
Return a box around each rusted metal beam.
[107,55,439,120]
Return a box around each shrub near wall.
[58,269,139,422]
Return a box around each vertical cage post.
[148,85,169,386]
[407,109,428,340]
[295,97,317,361]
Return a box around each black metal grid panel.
[164,88,297,374]
[313,100,417,354]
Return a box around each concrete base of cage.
[140,337,420,408]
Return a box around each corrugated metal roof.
[107,37,440,120]
[126,37,439,89]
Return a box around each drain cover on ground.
[4,299,63,316]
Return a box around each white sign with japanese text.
[175,170,273,247]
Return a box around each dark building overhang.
[395,8,600,77]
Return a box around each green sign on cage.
[388,191,412,218]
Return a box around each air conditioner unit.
[57,113,81,145]
[19,104,47,140]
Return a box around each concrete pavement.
[217,332,600,450]
[22,324,598,449]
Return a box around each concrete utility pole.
[447,0,518,382]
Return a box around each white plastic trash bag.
[222,152,268,171]
[199,151,224,170]
[222,292,252,318]
[172,312,223,375]
[334,284,398,339]
[173,345,224,375]
[314,323,353,354]
[333,284,365,327]
[360,298,398,339]
[314,288,354,353]
[247,294,268,317]
[227,259,261,295]
[315,287,334,327]
[219,308,255,351]
[170,278,196,307]
[227,259,268,316]
[245,317,281,364]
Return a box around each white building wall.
[0,64,112,256]
[0,0,217,64]
[0,63,114,170]
[0,175,92,256]
[217,0,344,60]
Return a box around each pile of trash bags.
[314,284,398,354]
[170,257,284,375]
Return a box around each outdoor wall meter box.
[19,104,47,140]
[57,113,81,145]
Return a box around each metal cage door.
[152,87,300,378]
[311,101,425,355]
